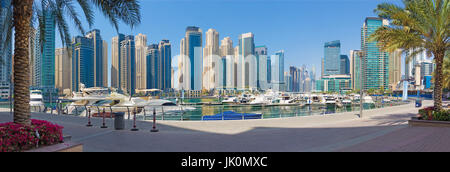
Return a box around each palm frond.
[89,0,141,32]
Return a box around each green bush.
[432,110,450,121]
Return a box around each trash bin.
[114,112,126,130]
[415,99,422,108]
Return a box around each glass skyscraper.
[340,55,350,75]
[255,46,268,90]
[85,29,107,87]
[41,9,56,88]
[71,36,94,91]
[350,50,362,90]
[323,40,341,76]
[361,17,390,90]
[181,26,202,91]
[239,33,256,90]
[271,50,285,91]
[146,44,159,89]
[0,0,12,87]
[159,39,172,91]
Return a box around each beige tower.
[135,33,147,89]
[220,37,233,57]
[55,48,71,94]
[102,40,108,87]
[111,35,123,89]
[203,29,220,90]
[389,49,402,90]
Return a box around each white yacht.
[363,96,376,109]
[67,84,110,116]
[311,94,326,105]
[30,90,45,112]
[239,93,254,104]
[342,98,352,105]
[324,96,337,105]
[138,99,196,116]
[222,97,238,104]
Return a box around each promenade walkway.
[1,100,449,152]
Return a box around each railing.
[58,103,188,122]
[1,98,412,121]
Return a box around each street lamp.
[358,51,365,118]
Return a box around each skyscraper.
[72,36,94,91]
[159,39,172,90]
[146,44,159,89]
[85,29,107,87]
[323,40,341,76]
[220,37,234,90]
[271,50,285,91]
[55,48,71,94]
[220,37,234,57]
[239,32,256,90]
[120,35,136,95]
[340,55,350,75]
[102,40,108,87]
[311,65,316,91]
[33,29,41,87]
[290,66,300,92]
[135,33,147,89]
[111,34,125,89]
[255,46,268,90]
[29,28,37,87]
[203,29,220,90]
[350,50,362,90]
[180,26,202,91]
[41,9,56,88]
[361,17,390,90]
[389,49,402,90]
[0,0,12,99]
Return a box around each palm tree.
[444,53,450,89]
[371,0,449,111]
[3,0,141,125]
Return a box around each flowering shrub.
[418,106,434,120]
[0,120,64,152]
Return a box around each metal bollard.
[101,107,107,128]
[161,107,165,121]
[86,108,93,127]
[151,108,159,132]
[131,108,139,131]
[127,107,131,120]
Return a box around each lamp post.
[358,51,364,118]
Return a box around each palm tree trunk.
[12,0,33,125]
[433,50,444,111]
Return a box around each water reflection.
[161,98,407,121]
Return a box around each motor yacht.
[30,90,45,112]
[324,96,337,105]
[222,97,238,104]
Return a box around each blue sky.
[55,0,401,85]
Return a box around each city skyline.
[52,0,402,87]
